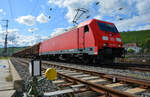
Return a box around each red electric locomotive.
[39,19,124,64]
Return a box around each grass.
[0,57,10,60]
[120,30,150,43]
[5,74,13,82]
[0,47,26,56]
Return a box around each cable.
[8,0,13,19]
[29,0,40,35]
[30,0,39,15]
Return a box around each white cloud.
[0,9,3,13]
[0,27,48,47]
[15,14,48,26]
[37,13,48,23]
[48,0,150,31]
[14,34,48,47]
[97,0,134,17]
[28,28,38,33]
[0,8,6,15]
[0,25,2,32]
[15,15,36,26]
[8,29,19,33]
[115,13,150,31]
[48,0,96,23]
[96,0,150,31]
[48,0,133,23]
[41,5,45,9]
[137,25,150,31]
[50,28,67,37]
[94,15,103,20]
[50,26,76,38]
[136,0,150,15]
[0,28,19,47]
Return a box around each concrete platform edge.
[9,59,23,96]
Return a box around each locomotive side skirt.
[40,47,95,55]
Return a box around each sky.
[0,0,150,47]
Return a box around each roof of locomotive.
[78,19,114,28]
[44,19,114,40]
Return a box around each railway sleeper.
[13,58,150,97]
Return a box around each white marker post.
[29,59,41,76]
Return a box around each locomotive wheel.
[103,57,114,65]
[82,55,94,65]
[91,55,114,65]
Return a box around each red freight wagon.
[12,43,40,58]
[39,19,124,64]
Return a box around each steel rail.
[100,65,150,72]
[43,61,150,87]
[12,58,150,97]
[16,58,150,87]
[17,57,150,72]
[57,72,135,97]
[15,58,150,87]
[39,63,136,97]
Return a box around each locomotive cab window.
[97,22,118,33]
[84,25,89,33]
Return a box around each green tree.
[137,41,143,47]
[145,38,150,49]
[127,48,135,53]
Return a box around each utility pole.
[1,20,9,56]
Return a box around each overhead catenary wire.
[29,0,40,34]
[7,0,15,49]
[30,0,39,15]
[72,8,89,25]
[8,0,14,19]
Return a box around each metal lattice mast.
[1,20,9,56]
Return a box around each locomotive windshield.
[97,22,118,33]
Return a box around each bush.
[145,38,150,49]
[5,74,13,82]
[127,48,135,53]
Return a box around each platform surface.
[0,59,14,97]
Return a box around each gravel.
[10,58,59,97]
[46,61,150,81]
[44,60,150,96]
[11,58,150,97]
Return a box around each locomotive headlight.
[103,43,107,46]
[116,38,121,42]
[102,36,108,40]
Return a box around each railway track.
[100,63,150,72]
[11,57,150,97]
[46,61,150,72]
[17,57,150,72]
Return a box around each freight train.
[13,19,124,64]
